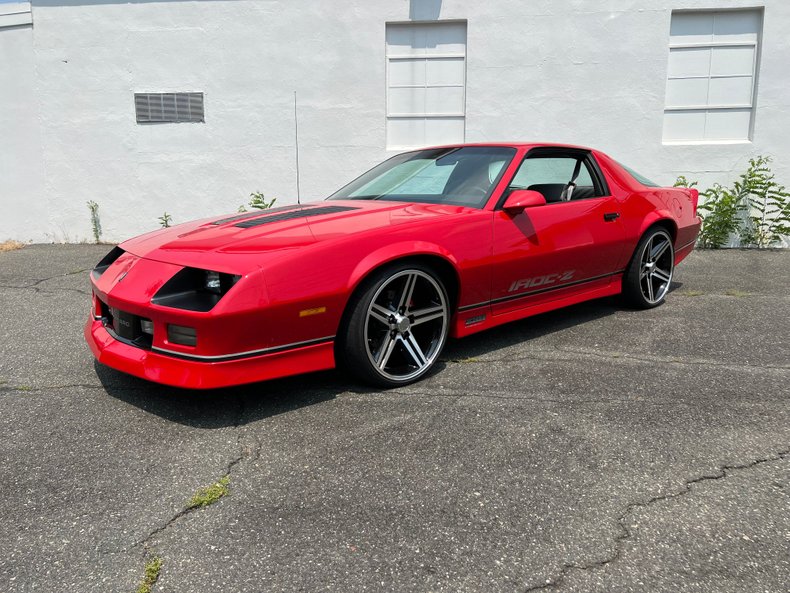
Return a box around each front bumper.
[85,317,335,389]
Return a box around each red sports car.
[85,143,701,389]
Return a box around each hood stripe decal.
[234,205,359,228]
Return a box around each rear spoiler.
[686,188,699,215]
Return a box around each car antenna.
[294,90,301,205]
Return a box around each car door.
[491,149,626,316]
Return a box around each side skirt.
[452,275,622,339]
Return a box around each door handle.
[604,212,620,222]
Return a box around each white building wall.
[1,0,789,243]
[0,12,46,240]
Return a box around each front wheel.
[338,264,450,387]
[622,228,675,308]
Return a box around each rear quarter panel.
[595,151,700,264]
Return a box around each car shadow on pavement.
[440,296,622,362]
[95,360,351,430]
[97,282,683,428]
[441,279,682,361]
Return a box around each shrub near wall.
[676,157,790,249]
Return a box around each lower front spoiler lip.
[84,318,335,390]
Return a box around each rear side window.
[618,162,659,187]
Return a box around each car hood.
[120,200,479,273]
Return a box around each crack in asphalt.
[552,345,790,372]
[0,383,105,396]
[679,291,790,300]
[441,345,790,373]
[11,267,90,287]
[522,447,790,592]
[386,387,707,408]
[132,392,262,559]
[0,267,91,296]
[0,283,90,297]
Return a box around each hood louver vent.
[212,205,305,226]
[233,206,359,229]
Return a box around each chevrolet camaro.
[85,143,701,389]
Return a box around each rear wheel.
[338,264,450,387]
[623,228,674,308]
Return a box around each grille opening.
[99,299,153,350]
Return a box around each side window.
[509,155,601,203]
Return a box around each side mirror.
[502,189,546,214]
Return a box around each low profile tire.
[338,263,450,387]
[622,227,675,309]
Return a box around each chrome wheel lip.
[639,230,674,304]
[363,269,449,382]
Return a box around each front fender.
[347,241,460,293]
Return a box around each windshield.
[328,147,517,208]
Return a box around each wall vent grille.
[134,92,204,123]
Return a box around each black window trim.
[494,147,611,210]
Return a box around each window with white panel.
[663,10,762,143]
[385,22,467,150]
[0,2,32,28]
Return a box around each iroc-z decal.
[508,270,575,293]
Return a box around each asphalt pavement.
[0,245,787,592]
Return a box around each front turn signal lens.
[167,324,196,346]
